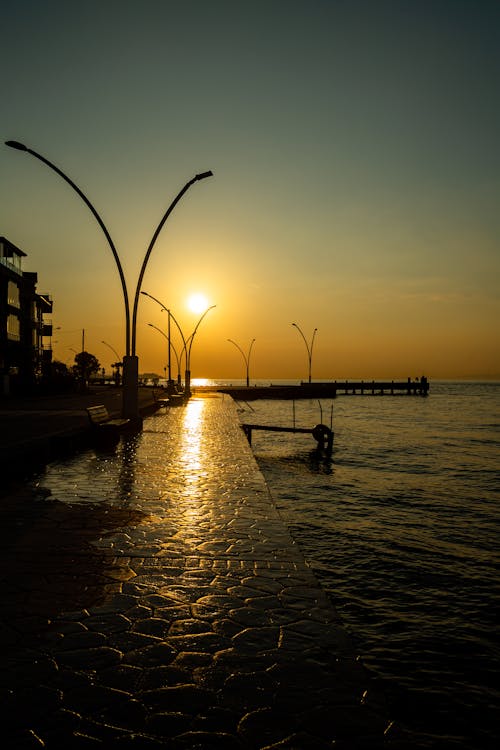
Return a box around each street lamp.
[142,292,187,391]
[185,305,216,396]
[5,139,213,421]
[227,338,255,387]
[141,291,215,398]
[102,340,122,383]
[147,323,181,386]
[291,322,317,384]
[101,340,120,361]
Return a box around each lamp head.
[196,170,213,181]
[5,140,28,151]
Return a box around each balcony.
[1,255,23,276]
[37,293,53,313]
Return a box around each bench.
[86,405,131,433]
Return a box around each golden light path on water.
[179,397,205,484]
[172,397,209,536]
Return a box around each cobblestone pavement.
[0,394,395,748]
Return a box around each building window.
[7,314,20,341]
[0,243,23,274]
[8,280,20,308]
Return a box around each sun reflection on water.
[172,397,211,539]
[180,398,205,476]
[190,377,211,387]
[177,398,214,500]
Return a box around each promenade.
[0,390,398,748]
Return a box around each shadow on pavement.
[0,484,148,626]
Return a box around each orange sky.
[2,1,499,381]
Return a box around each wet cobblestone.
[0,395,394,748]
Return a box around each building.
[0,236,53,395]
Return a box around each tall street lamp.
[227,338,255,387]
[5,139,213,422]
[291,322,317,384]
[101,340,121,361]
[141,291,215,398]
[147,323,181,386]
[185,305,216,397]
[141,291,187,392]
[102,340,122,383]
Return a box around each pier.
[215,376,429,401]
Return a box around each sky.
[1,0,499,380]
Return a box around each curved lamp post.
[147,323,181,385]
[141,291,187,390]
[185,305,216,396]
[101,340,122,382]
[291,322,317,384]
[5,139,213,420]
[227,338,255,387]
[101,340,121,361]
[141,291,215,397]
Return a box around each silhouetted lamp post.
[227,338,255,387]
[147,323,181,386]
[101,340,120,361]
[185,305,216,396]
[5,139,213,421]
[141,291,215,398]
[101,340,122,382]
[291,322,317,383]
[141,292,187,392]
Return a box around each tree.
[51,360,71,378]
[44,359,75,393]
[73,351,100,387]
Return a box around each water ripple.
[250,383,500,749]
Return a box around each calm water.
[228,381,500,749]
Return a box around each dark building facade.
[0,236,53,395]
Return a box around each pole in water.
[318,399,324,424]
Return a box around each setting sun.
[187,293,209,314]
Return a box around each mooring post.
[312,424,334,454]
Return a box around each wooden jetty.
[216,377,429,401]
[242,422,334,453]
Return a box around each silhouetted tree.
[51,360,71,378]
[73,351,100,387]
[43,359,75,393]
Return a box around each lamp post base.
[122,355,141,423]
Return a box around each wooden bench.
[157,394,185,407]
[86,405,131,433]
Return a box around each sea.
[209,379,499,750]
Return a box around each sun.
[187,292,209,314]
